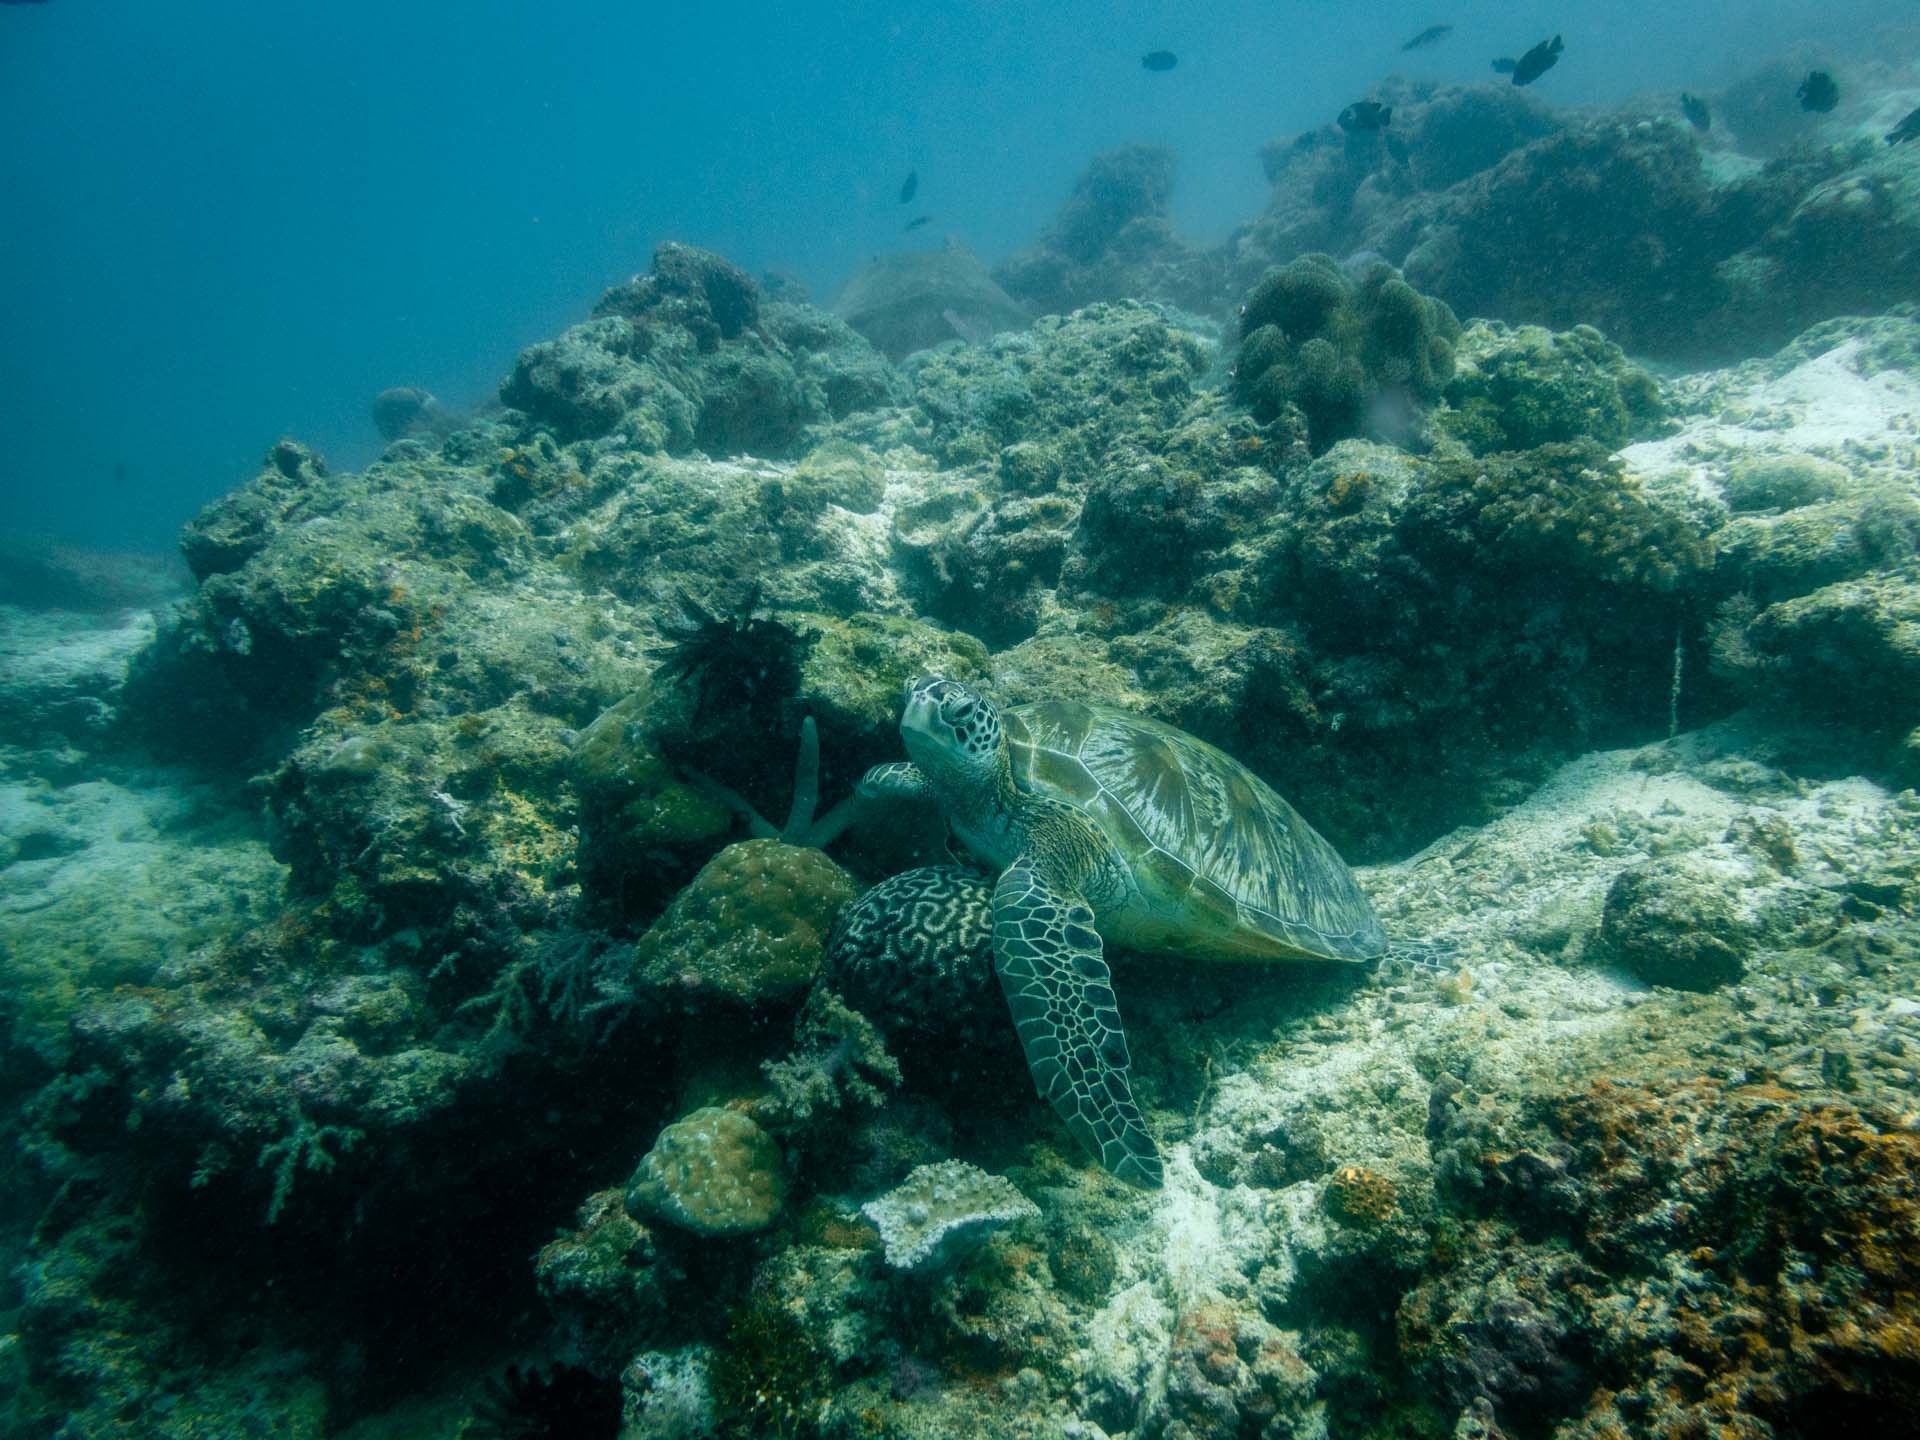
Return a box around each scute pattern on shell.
[1004,700,1384,960]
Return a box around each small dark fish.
[111,460,130,486]
[1141,50,1177,72]
[904,216,932,232]
[1797,70,1838,114]
[1338,101,1392,133]
[1889,106,1920,146]
[1509,35,1562,86]
[1491,57,1518,75]
[1401,24,1453,51]
[1681,93,1711,132]
[898,171,918,204]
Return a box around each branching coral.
[756,988,902,1131]
[257,1101,364,1225]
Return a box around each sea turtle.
[858,676,1386,1189]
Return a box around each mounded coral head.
[632,838,857,1012]
[1235,254,1458,452]
[823,865,1002,1050]
[860,1160,1040,1273]
[1721,451,1849,513]
[626,1106,786,1237]
[592,241,760,346]
[1437,321,1666,455]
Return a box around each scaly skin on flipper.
[992,839,1162,1189]
[857,761,930,805]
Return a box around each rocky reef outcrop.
[6,157,1920,1440]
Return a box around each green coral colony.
[8,47,1920,1440]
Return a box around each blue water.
[0,0,1899,549]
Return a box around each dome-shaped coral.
[626,1106,786,1237]
[633,839,857,1012]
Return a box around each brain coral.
[823,866,1000,1048]
[860,1160,1039,1273]
[1236,254,1460,453]
[626,1107,786,1236]
[633,838,857,1012]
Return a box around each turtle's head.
[900,675,1005,789]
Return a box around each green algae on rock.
[1599,856,1755,990]
[626,1106,786,1237]
[1435,320,1666,454]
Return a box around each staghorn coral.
[625,1106,786,1238]
[1235,254,1460,453]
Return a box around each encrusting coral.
[860,1160,1040,1273]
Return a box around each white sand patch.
[1622,336,1920,501]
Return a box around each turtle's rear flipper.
[991,855,1163,1189]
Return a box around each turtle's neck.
[932,745,1027,863]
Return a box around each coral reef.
[625,1106,787,1237]
[12,167,1920,1440]
[502,241,899,450]
[995,144,1220,318]
[535,1187,680,1367]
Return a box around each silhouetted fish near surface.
[899,172,917,204]
[904,216,932,232]
[1141,50,1177,72]
[1681,93,1711,131]
[1338,101,1392,133]
[1491,57,1518,75]
[1401,24,1452,51]
[1889,107,1920,145]
[1508,35,1562,86]
[1798,70,1838,113]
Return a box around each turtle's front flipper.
[857,761,931,805]
[991,854,1163,1189]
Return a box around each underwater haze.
[0,0,1907,547]
[5,1,1920,1438]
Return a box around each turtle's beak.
[900,689,938,741]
